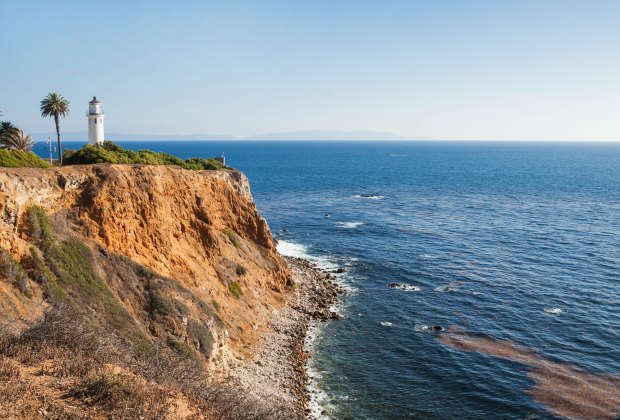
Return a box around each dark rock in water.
[327,311,342,320]
[333,268,346,273]
[388,283,400,288]
[431,326,443,331]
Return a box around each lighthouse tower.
[87,96,105,145]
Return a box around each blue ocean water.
[35,140,620,419]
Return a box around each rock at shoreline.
[230,255,342,418]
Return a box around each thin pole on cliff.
[47,137,53,165]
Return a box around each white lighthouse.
[87,96,105,145]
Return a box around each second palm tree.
[40,92,70,164]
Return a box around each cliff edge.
[0,164,301,419]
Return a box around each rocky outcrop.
[0,164,291,362]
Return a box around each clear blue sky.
[1,0,619,140]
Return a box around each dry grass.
[71,371,169,418]
[0,303,295,419]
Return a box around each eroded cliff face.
[0,164,291,365]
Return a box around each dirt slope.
[0,164,295,419]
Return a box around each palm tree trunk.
[54,114,62,164]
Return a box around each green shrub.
[27,206,54,249]
[228,281,242,298]
[183,157,223,170]
[63,141,224,170]
[223,227,239,248]
[0,149,50,168]
[187,320,214,357]
[26,206,147,348]
[0,248,32,297]
[168,337,200,362]
[29,246,68,301]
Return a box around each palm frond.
[40,92,70,118]
[2,128,35,152]
[0,121,19,138]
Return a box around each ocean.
[35,140,620,419]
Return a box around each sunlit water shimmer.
[37,141,620,419]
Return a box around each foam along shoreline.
[277,240,340,271]
[230,254,344,418]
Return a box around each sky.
[1,0,619,140]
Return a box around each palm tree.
[40,92,69,164]
[2,128,35,152]
[0,121,19,140]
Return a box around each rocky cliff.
[0,164,296,418]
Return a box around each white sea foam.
[336,221,364,229]
[388,283,421,292]
[277,240,339,271]
[544,307,565,315]
[419,253,438,259]
[305,322,333,419]
[352,194,385,200]
[279,239,355,418]
[276,240,310,259]
[380,321,393,327]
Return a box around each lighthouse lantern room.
[87,96,105,145]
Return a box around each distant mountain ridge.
[30,130,431,141]
[30,132,236,141]
[244,130,430,140]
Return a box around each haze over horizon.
[1,0,619,141]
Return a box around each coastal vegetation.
[40,92,70,164]
[0,120,48,167]
[27,206,146,341]
[1,128,35,152]
[0,249,32,298]
[64,141,224,170]
[228,281,242,298]
[0,148,50,168]
[223,227,240,247]
[0,121,19,140]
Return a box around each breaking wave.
[336,221,364,229]
[388,283,421,292]
[352,194,384,200]
[543,307,565,315]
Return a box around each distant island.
[30,129,433,141]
